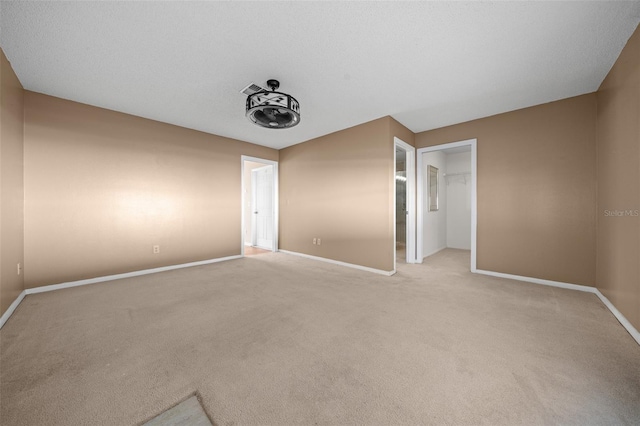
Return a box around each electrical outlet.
[17,263,21,276]
[312,238,317,245]
[153,245,160,254]
[317,238,321,245]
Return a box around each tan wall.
[280,117,397,272]
[416,94,597,286]
[390,117,415,147]
[596,25,640,330]
[23,92,277,288]
[0,49,25,315]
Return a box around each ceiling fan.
[242,79,300,129]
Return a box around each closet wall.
[445,151,471,250]
[422,151,447,257]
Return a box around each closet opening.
[417,139,477,271]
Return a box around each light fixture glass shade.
[246,90,300,129]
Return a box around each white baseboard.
[2,255,638,346]
[279,250,396,276]
[475,269,595,293]
[0,255,242,329]
[422,246,446,260]
[594,289,640,345]
[476,269,640,345]
[26,255,242,295]
[0,290,27,329]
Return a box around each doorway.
[416,139,477,271]
[241,156,278,256]
[394,138,416,268]
[251,165,273,249]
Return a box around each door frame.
[416,138,477,272]
[241,156,279,255]
[394,137,416,268]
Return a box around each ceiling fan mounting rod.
[266,79,280,91]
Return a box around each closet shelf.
[443,172,471,185]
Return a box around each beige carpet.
[1,249,639,425]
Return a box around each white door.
[251,166,274,250]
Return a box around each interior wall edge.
[0,289,26,330]
[476,268,640,346]
[595,22,640,332]
[389,116,416,147]
[0,47,25,317]
[422,247,447,259]
[0,254,244,330]
[279,250,395,276]
[594,288,640,346]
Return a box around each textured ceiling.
[1,1,639,150]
